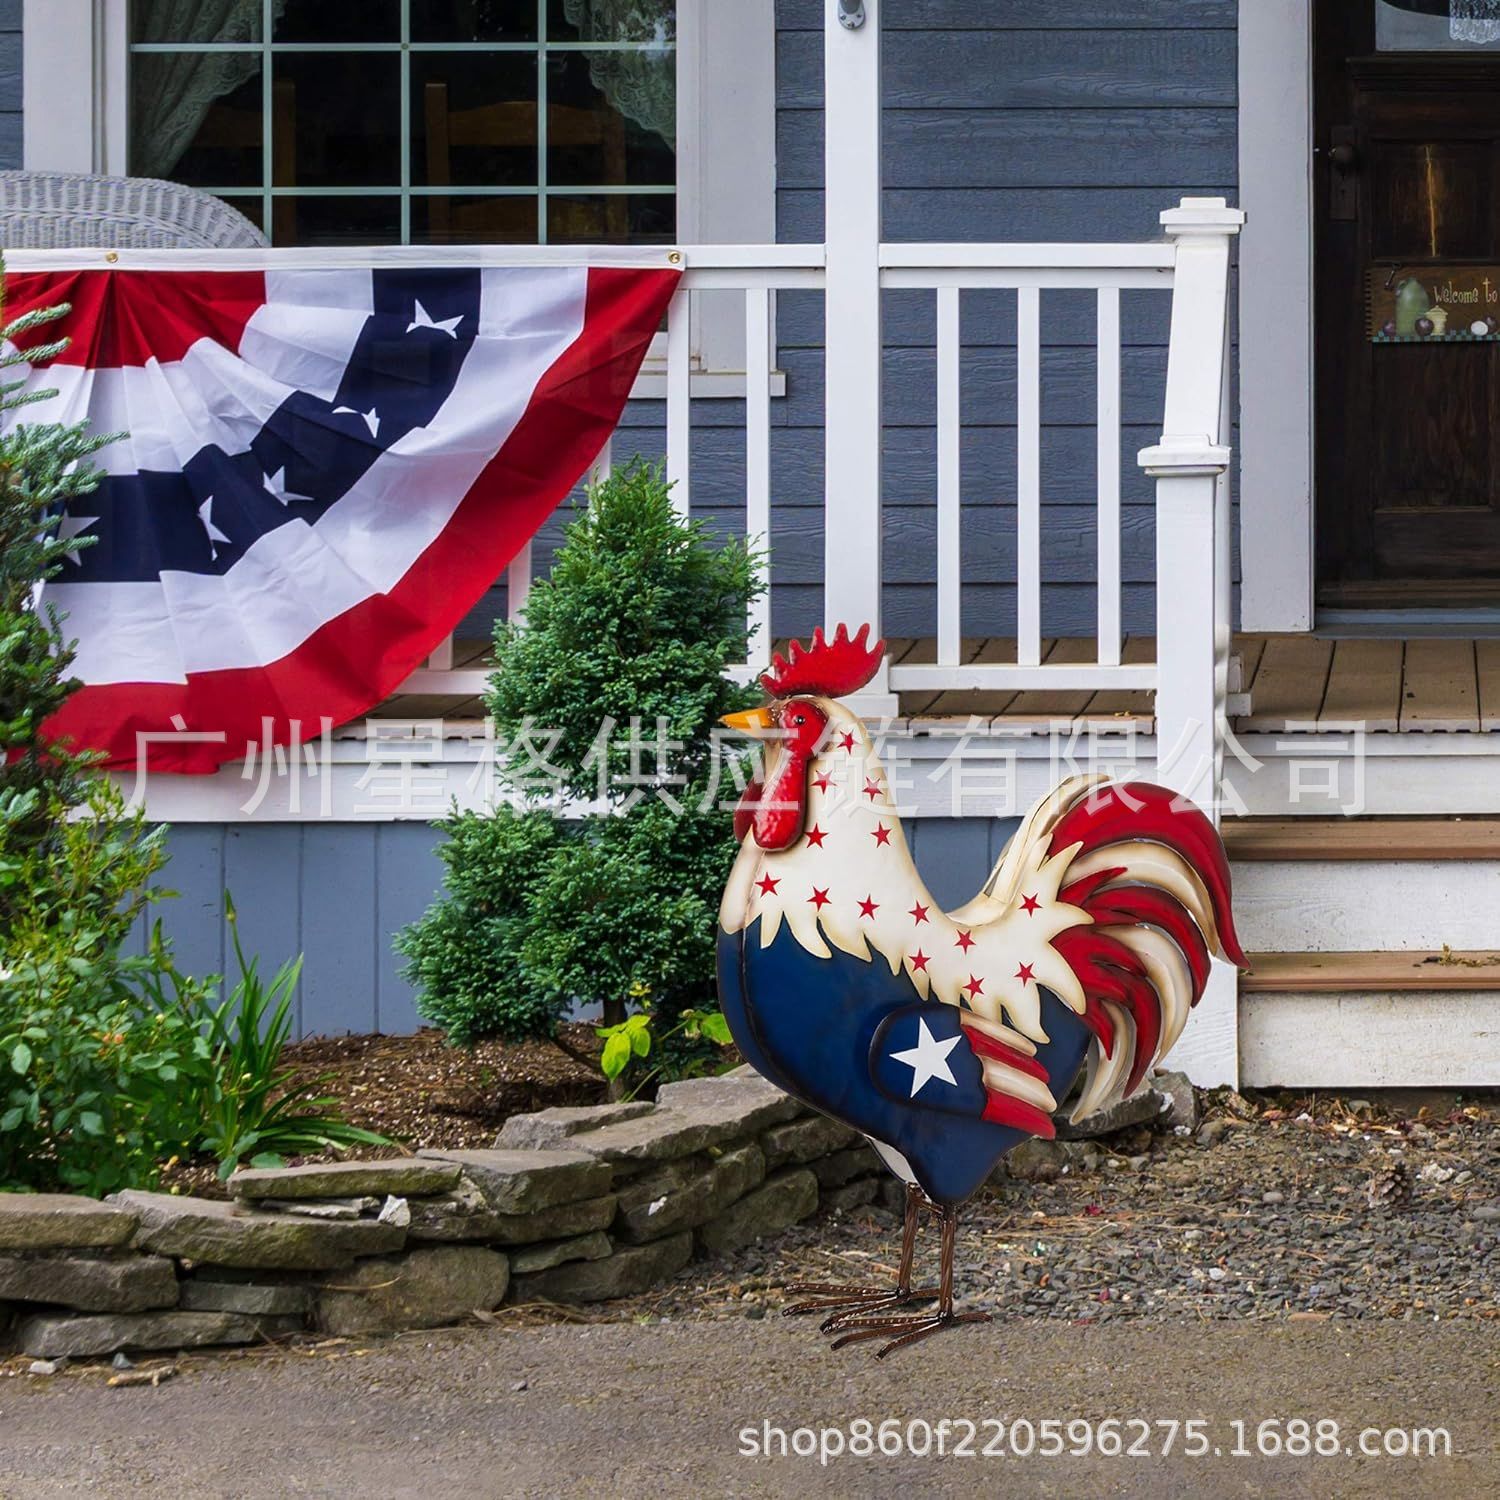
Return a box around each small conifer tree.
[398,461,762,1085]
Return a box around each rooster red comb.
[759,623,886,700]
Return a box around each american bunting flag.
[4,259,680,773]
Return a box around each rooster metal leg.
[782,1183,938,1324]
[826,1200,990,1358]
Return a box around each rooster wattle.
[716,623,1246,1357]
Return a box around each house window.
[126,0,677,247]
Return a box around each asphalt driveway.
[0,1319,1495,1499]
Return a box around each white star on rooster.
[198,495,231,559]
[263,466,314,507]
[55,511,99,567]
[334,405,381,439]
[890,1017,961,1098]
[407,299,463,338]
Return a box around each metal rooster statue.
[717,624,1246,1357]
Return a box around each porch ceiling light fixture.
[837,0,866,29]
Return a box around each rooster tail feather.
[1013,780,1246,1120]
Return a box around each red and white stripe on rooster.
[717,624,1247,1356]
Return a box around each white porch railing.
[403,204,1242,819]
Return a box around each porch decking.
[377,633,1500,737]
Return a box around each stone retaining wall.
[0,1074,885,1361]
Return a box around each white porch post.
[822,0,898,713]
[1139,196,1245,1088]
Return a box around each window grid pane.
[128,0,676,247]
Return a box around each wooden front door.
[1316,3,1500,607]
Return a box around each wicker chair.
[0,171,268,250]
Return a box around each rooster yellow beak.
[720,706,775,736]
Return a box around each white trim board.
[110,728,1500,824]
[1238,0,1316,634]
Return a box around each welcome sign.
[1368,266,1500,342]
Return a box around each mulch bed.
[160,1024,608,1198]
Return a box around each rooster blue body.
[717,919,1093,1206]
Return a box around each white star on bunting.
[263,466,314,507]
[890,1018,962,1098]
[407,299,463,338]
[55,512,99,567]
[335,405,381,439]
[198,496,231,560]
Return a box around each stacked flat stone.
[0,1073,886,1359]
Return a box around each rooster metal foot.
[820,1194,988,1359]
[782,1183,932,1324]
[782,1283,939,1321]
[828,1308,991,1358]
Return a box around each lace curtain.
[1451,0,1500,42]
[562,0,677,147]
[130,0,287,180]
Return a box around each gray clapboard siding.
[135,823,447,1038]
[779,29,1237,110]
[779,108,1238,191]
[136,816,1019,1038]
[0,3,19,168]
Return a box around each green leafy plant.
[0,271,208,1194]
[398,460,761,1092]
[597,1003,733,1100]
[193,897,389,1178]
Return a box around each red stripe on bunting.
[5,270,267,367]
[43,266,680,774]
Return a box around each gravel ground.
[598,1088,1500,1328]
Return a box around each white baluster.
[1016,286,1042,667]
[665,283,691,517]
[1096,286,1122,667]
[745,287,772,669]
[507,538,533,623]
[936,285,961,667]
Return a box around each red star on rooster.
[963,974,985,999]
[954,930,975,952]
[756,874,780,897]
[908,902,930,925]
[1014,962,1036,985]
[813,772,832,792]
[871,823,892,847]
[808,887,831,910]
[862,777,882,801]
[857,895,879,919]
[909,949,930,972]
[838,731,856,752]
[805,825,827,848]
[1020,893,1041,915]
